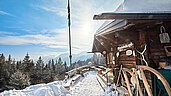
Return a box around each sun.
[82,22,92,37]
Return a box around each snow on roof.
[115,0,171,13]
[95,0,171,34]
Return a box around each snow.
[0,71,129,96]
[0,81,69,96]
[115,0,171,13]
[69,71,104,96]
[0,71,105,96]
[103,84,129,96]
[64,74,81,87]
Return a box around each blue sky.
[0,0,122,61]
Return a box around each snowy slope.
[0,81,69,96]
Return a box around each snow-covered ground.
[69,71,104,96]
[0,71,105,96]
[0,81,69,96]
[1,71,129,96]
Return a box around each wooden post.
[67,0,72,70]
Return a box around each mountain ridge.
[42,51,93,65]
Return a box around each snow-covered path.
[69,71,104,96]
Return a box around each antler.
[136,44,148,66]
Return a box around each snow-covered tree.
[58,57,63,65]
[36,56,44,73]
[10,59,16,73]
[9,70,30,89]
[64,61,68,72]
[22,53,34,73]
[0,54,10,91]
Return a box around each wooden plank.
[119,61,136,64]
[151,52,165,56]
[119,54,135,57]
[118,59,136,61]
[118,57,136,60]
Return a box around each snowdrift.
[0,81,69,96]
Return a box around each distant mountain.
[42,51,93,66]
[42,55,55,64]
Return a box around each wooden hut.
[92,0,171,95]
[92,0,171,68]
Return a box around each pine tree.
[43,62,53,83]
[34,56,44,84]
[55,59,58,73]
[22,53,35,85]
[16,60,22,70]
[0,54,10,91]
[10,59,16,73]
[47,60,52,70]
[57,57,65,74]
[64,61,68,72]
[9,70,30,89]
[22,53,32,73]
[53,57,66,80]
[51,59,55,73]
[58,57,63,65]
[36,56,44,73]
[7,55,12,71]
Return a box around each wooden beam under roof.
[93,13,171,20]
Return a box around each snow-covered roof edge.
[95,0,171,34]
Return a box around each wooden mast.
[68,0,72,70]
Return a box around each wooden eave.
[93,13,171,20]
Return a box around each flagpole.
[68,0,72,70]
